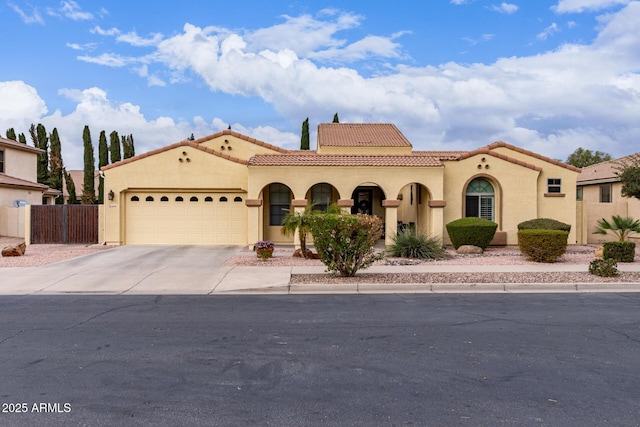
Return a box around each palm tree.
[280,204,317,258]
[593,215,640,241]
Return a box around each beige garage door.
[125,192,247,245]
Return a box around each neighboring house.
[102,123,580,247]
[0,137,61,238]
[62,170,100,204]
[576,154,640,244]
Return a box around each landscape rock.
[2,242,26,257]
[293,248,319,259]
[456,245,483,255]
[595,246,604,258]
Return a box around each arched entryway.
[397,182,432,235]
[261,182,293,244]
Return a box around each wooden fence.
[30,205,99,244]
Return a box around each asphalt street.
[1,293,640,426]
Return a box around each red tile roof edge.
[102,141,248,170]
[457,141,580,173]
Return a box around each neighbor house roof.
[0,174,49,191]
[0,137,43,154]
[248,153,444,167]
[577,153,639,185]
[457,141,582,173]
[317,123,412,148]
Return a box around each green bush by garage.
[517,229,569,263]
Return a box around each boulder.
[595,246,604,258]
[456,245,483,255]
[2,242,26,257]
[293,248,319,259]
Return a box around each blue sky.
[1,0,638,169]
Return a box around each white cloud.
[537,22,561,40]
[60,1,93,20]
[490,3,519,14]
[9,3,44,24]
[91,26,121,36]
[117,31,164,47]
[66,42,97,51]
[553,0,631,13]
[0,81,48,130]
[450,0,469,4]
[77,53,135,67]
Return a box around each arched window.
[204,196,213,202]
[160,196,169,202]
[175,196,184,202]
[234,196,243,202]
[190,196,199,202]
[219,196,228,202]
[311,183,332,212]
[145,196,154,202]
[269,183,291,225]
[465,178,495,221]
[130,196,139,202]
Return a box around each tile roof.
[577,153,640,183]
[457,141,582,173]
[0,137,43,154]
[191,129,289,153]
[317,123,412,148]
[102,140,249,170]
[248,153,444,167]
[0,174,49,190]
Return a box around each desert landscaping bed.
[0,238,111,268]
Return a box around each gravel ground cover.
[0,237,111,268]
[224,244,640,284]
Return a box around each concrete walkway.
[2,245,640,295]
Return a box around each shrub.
[603,241,636,262]
[517,218,571,232]
[389,228,449,260]
[446,217,498,250]
[593,215,640,242]
[310,213,384,277]
[517,229,569,263]
[589,258,619,277]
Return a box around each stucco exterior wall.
[2,145,39,182]
[578,182,640,244]
[103,145,248,244]
[199,134,283,160]
[442,151,577,245]
[0,188,42,237]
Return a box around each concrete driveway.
[0,245,243,295]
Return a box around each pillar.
[382,199,401,247]
[245,199,262,248]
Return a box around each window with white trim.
[465,178,495,221]
[547,178,562,193]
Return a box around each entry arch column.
[382,199,401,247]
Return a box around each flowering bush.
[310,213,383,277]
[255,240,275,260]
[255,240,274,250]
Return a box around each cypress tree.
[30,123,50,184]
[109,131,121,163]
[333,113,339,123]
[18,133,26,144]
[81,125,96,204]
[122,134,135,159]
[98,131,109,204]
[49,128,64,204]
[300,118,310,150]
[63,168,77,205]
[6,128,16,140]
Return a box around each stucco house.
[0,137,61,238]
[576,154,640,244]
[102,123,580,247]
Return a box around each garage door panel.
[126,192,247,245]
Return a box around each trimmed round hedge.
[517,218,571,232]
[446,217,498,250]
[517,229,569,263]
